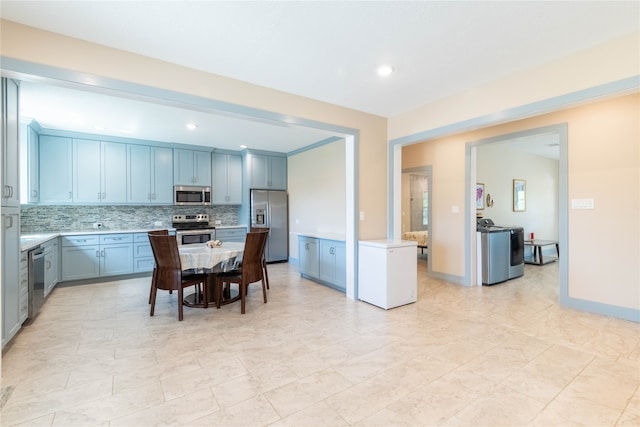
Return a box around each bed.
[402,230,428,254]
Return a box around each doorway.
[469,124,566,291]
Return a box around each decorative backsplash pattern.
[20,205,241,233]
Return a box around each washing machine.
[507,226,524,279]
[477,219,510,285]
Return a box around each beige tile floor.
[1,258,638,426]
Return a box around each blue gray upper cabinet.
[247,153,287,190]
[173,148,212,187]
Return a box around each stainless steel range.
[172,214,215,245]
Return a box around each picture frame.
[476,183,485,210]
[513,179,526,211]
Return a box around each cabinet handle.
[101,249,105,257]
[102,192,106,199]
[96,250,100,257]
[4,216,13,228]
[46,260,51,270]
[69,191,72,199]
[32,189,38,197]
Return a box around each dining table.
[178,242,245,307]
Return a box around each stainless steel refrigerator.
[250,189,288,262]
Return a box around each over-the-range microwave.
[174,185,212,206]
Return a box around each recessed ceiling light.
[186,123,198,130]
[377,65,395,77]
[240,145,247,149]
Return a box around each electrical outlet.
[93,222,103,229]
[215,220,222,225]
[154,221,163,226]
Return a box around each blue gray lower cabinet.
[298,235,346,292]
[133,232,155,273]
[61,233,134,281]
[215,227,247,243]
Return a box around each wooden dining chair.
[214,231,268,314]
[148,229,169,304]
[250,227,270,289]
[148,233,208,320]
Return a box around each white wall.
[476,144,559,240]
[288,139,346,259]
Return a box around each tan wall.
[288,139,346,258]
[0,19,388,240]
[402,93,639,310]
[389,32,639,140]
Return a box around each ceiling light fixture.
[377,65,395,77]
[240,145,247,149]
[186,123,198,130]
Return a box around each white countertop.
[21,225,248,251]
[297,232,346,241]
[358,239,417,248]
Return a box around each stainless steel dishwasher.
[28,246,45,319]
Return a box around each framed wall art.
[476,183,485,210]
[513,179,526,211]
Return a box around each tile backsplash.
[20,205,241,233]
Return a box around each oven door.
[176,230,215,245]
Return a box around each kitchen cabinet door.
[2,209,21,347]
[319,239,346,291]
[19,251,28,324]
[61,245,100,281]
[127,145,172,204]
[19,122,36,203]
[99,234,133,276]
[127,144,152,203]
[100,243,133,276]
[298,236,319,279]
[101,141,127,203]
[151,147,173,204]
[73,138,102,203]
[1,78,20,208]
[248,154,287,190]
[174,148,211,186]
[212,153,242,204]
[39,135,73,203]
[43,239,59,297]
[74,140,127,203]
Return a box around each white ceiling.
[2,1,638,153]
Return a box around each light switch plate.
[571,198,595,209]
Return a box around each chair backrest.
[148,230,170,267]
[242,231,268,283]
[148,233,182,291]
[249,227,269,259]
